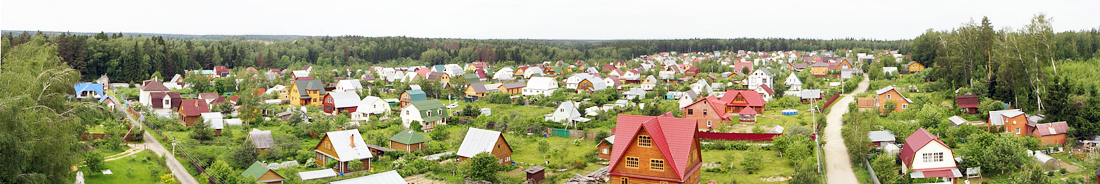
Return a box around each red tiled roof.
[900,128,949,167]
[179,99,210,117]
[738,106,757,115]
[732,62,753,72]
[602,64,617,72]
[140,80,170,91]
[719,90,766,107]
[1035,121,1068,136]
[758,85,774,95]
[684,96,731,120]
[609,114,699,181]
[956,95,979,108]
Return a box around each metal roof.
[456,128,506,158]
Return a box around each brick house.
[1033,121,1068,146]
[875,86,913,113]
[682,96,732,131]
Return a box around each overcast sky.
[3,0,1097,40]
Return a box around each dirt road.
[824,74,869,184]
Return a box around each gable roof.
[501,82,526,89]
[468,83,488,93]
[456,128,507,158]
[295,79,326,96]
[526,77,557,90]
[179,99,209,117]
[409,100,448,122]
[988,109,1024,126]
[241,161,281,181]
[899,128,949,167]
[757,84,774,95]
[1035,121,1068,136]
[956,95,979,108]
[389,130,430,145]
[335,79,364,90]
[875,86,913,103]
[719,90,766,107]
[404,90,427,102]
[685,96,731,120]
[74,83,104,96]
[140,80,170,91]
[322,130,374,161]
[330,170,406,184]
[356,96,385,113]
[249,129,274,149]
[868,130,896,142]
[609,114,698,181]
[326,91,360,108]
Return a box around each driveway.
[824,74,869,183]
[110,94,199,184]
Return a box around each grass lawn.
[464,100,556,119]
[700,149,795,183]
[506,133,598,166]
[80,150,167,183]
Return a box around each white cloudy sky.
[2,0,1097,40]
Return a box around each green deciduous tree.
[465,152,499,182]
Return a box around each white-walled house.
[400,100,448,131]
[351,96,389,121]
[785,73,803,91]
[139,80,170,107]
[334,79,363,92]
[678,91,698,108]
[493,67,515,81]
[747,68,773,90]
[544,101,588,128]
[523,77,558,96]
[900,128,961,183]
[640,75,658,91]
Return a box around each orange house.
[720,90,766,115]
[178,99,210,127]
[682,96,732,131]
[810,63,830,76]
[609,113,702,184]
[998,110,1030,136]
[839,59,853,69]
[499,83,525,94]
[597,135,614,160]
[1033,121,1068,146]
[875,86,912,113]
[456,128,513,165]
[908,62,926,72]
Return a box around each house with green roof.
[388,130,431,152]
[398,89,427,108]
[400,100,448,131]
[241,161,285,184]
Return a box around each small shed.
[388,130,430,152]
[525,166,546,184]
[947,116,968,127]
[868,130,896,147]
[366,144,395,158]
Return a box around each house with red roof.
[608,113,702,184]
[899,128,961,183]
[682,96,732,131]
[178,99,211,127]
[1033,121,1068,146]
[956,95,979,114]
[719,90,766,115]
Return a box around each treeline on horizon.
[3,29,915,84]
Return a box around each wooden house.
[313,130,374,174]
[499,83,525,94]
[810,62,830,76]
[608,113,702,184]
[465,83,488,98]
[289,79,326,106]
[249,129,274,154]
[956,95,979,114]
[388,130,429,152]
[241,161,285,184]
[525,166,546,184]
[907,62,925,72]
[456,128,513,165]
[597,135,615,160]
[875,86,912,113]
[719,90,766,115]
[398,90,426,108]
[178,99,210,127]
[322,91,360,115]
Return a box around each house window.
[638,136,652,147]
[625,157,639,168]
[687,109,694,115]
[922,152,943,162]
[703,109,708,115]
[602,148,608,154]
[621,178,628,184]
[650,159,665,171]
[886,94,891,99]
[707,121,712,127]
[406,110,409,115]
[427,111,432,116]
[438,110,442,115]
[902,104,908,109]
[1016,127,1021,134]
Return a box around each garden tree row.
[0,35,119,183]
[5,31,911,83]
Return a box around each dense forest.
[908,14,1100,135]
[2,30,912,83]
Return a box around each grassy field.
[700,149,795,183]
[80,150,167,183]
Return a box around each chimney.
[350,134,355,148]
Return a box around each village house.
[1033,121,1068,146]
[678,91,698,109]
[241,161,286,184]
[640,75,658,91]
[322,91,360,115]
[398,89,426,108]
[523,67,545,79]
[622,87,647,100]
[333,79,363,92]
[839,58,853,69]
[73,83,104,99]
[868,130,896,147]
[597,135,616,160]
[899,128,962,183]
[545,101,590,128]
[523,77,558,96]
[682,96,732,131]
[289,79,326,106]
[875,86,913,113]
[576,75,608,94]
[400,100,448,131]
[810,62,830,76]
[456,128,513,165]
[178,99,210,127]
[465,83,489,98]
[388,130,430,152]
[201,112,224,136]
[754,85,774,102]
[498,82,525,94]
[494,67,515,81]
[956,95,980,114]
[313,130,374,174]
[149,91,182,110]
[608,113,702,184]
[907,62,926,73]
[248,129,274,154]
[353,96,389,116]
[139,80,171,107]
[720,90,766,115]
[747,69,773,90]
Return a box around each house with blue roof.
[74,83,104,99]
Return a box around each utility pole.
[812,94,821,174]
